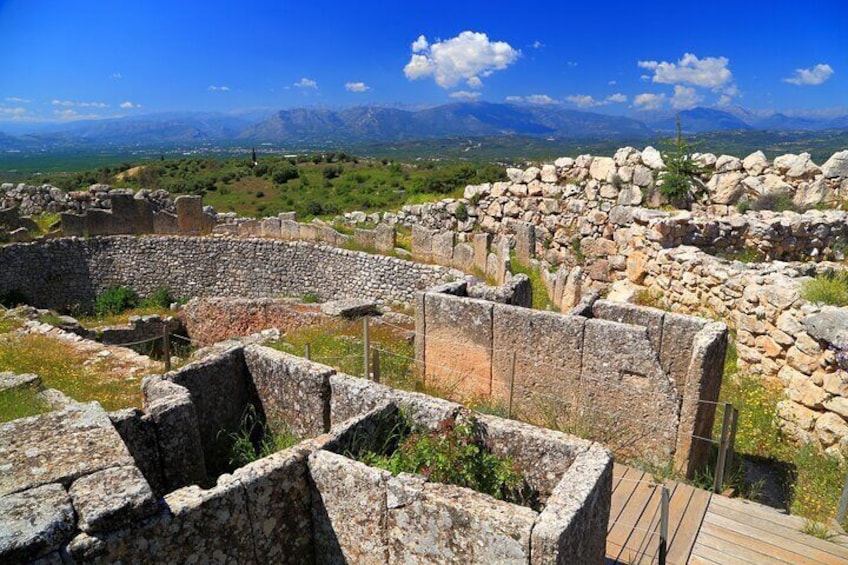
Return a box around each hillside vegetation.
[34,153,506,219]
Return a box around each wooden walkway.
[607,463,848,564]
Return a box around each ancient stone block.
[387,482,535,564]
[232,448,314,563]
[411,224,434,261]
[109,408,166,497]
[109,194,137,235]
[491,304,584,416]
[85,208,114,236]
[422,292,493,398]
[244,345,331,436]
[513,222,535,266]
[473,233,490,273]
[320,298,378,318]
[280,219,300,239]
[152,211,179,234]
[0,484,75,563]
[353,228,376,249]
[134,198,154,233]
[309,450,390,565]
[593,299,665,352]
[60,212,85,236]
[431,230,455,266]
[238,219,261,237]
[0,402,135,497]
[142,376,207,491]
[69,466,158,533]
[261,216,282,238]
[660,312,707,390]
[374,224,396,253]
[175,195,205,235]
[452,242,474,272]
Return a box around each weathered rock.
[0,402,134,497]
[69,466,158,533]
[641,146,665,170]
[715,155,743,173]
[822,150,848,179]
[742,151,769,176]
[803,307,848,346]
[707,171,745,204]
[320,298,379,318]
[0,484,75,563]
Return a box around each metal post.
[363,316,370,379]
[659,486,669,565]
[725,406,740,481]
[837,472,848,526]
[372,349,381,384]
[162,326,171,372]
[305,344,311,361]
[714,402,733,493]
[507,351,517,419]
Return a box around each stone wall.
[0,236,463,311]
[415,285,728,476]
[61,194,214,237]
[1,345,613,564]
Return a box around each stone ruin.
[1,345,612,564]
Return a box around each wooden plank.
[696,529,789,564]
[707,496,848,560]
[665,485,711,565]
[625,486,663,565]
[709,494,807,529]
[629,483,681,565]
[702,512,844,565]
[692,536,775,565]
[607,469,661,563]
[609,465,644,529]
[688,554,724,565]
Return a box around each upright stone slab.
[110,194,137,235]
[85,208,114,236]
[60,212,85,236]
[134,198,154,233]
[353,228,376,250]
[280,219,300,240]
[374,224,396,252]
[452,242,474,272]
[0,484,75,563]
[473,232,491,274]
[175,195,206,235]
[411,224,434,262]
[243,345,332,436]
[153,211,179,234]
[431,231,455,266]
[513,221,536,266]
[491,305,584,418]
[660,312,708,390]
[261,216,282,238]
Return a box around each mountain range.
[1,103,847,151]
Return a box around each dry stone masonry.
[1,345,612,564]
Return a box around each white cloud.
[506,94,556,105]
[670,85,703,109]
[532,40,544,49]
[110,72,122,79]
[449,90,481,101]
[633,93,666,110]
[411,35,429,53]
[566,93,628,108]
[638,53,732,88]
[466,76,483,89]
[783,63,834,86]
[120,101,141,109]
[403,31,520,89]
[0,105,26,118]
[294,77,318,89]
[53,109,101,120]
[208,85,230,91]
[345,82,370,92]
[4,97,30,104]
[608,80,617,86]
[566,94,603,108]
[566,61,578,68]
[51,99,108,108]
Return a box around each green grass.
[0,384,51,422]
[718,338,848,527]
[76,305,172,328]
[223,405,301,469]
[509,254,554,311]
[0,334,143,410]
[31,212,61,235]
[801,270,848,306]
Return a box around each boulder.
[505,168,524,183]
[641,146,665,170]
[822,150,848,179]
[540,164,558,183]
[320,299,379,318]
[707,171,745,204]
[521,166,541,183]
[715,155,742,173]
[774,153,820,179]
[589,157,616,182]
[803,307,848,346]
[742,151,769,175]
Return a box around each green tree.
[657,118,705,208]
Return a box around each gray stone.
[513,222,536,266]
[0,402,134,497]
[0,371,40,392]
[109,408,166,497]
[320,298,379,318]
[69,466,158,533]
[822,150,848,179]
[0,484,75,563]
[803,307,848,346]
[432,230,455,265]
[175,195,208,234]
[641,146,665,169]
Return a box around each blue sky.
[0,0,845,124]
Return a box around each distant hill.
[0,103,846,154]
[238,102,655,143]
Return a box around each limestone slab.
[0,483,75,563]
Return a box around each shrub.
[749,192,798,212]
[142,287,175,310]
[95,287,139,316]
[359,415,536,507]
[801,269,848,306]
[454,202,469,222]
[224,405,300,468]
[301,292,320,304]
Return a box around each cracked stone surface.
[0,401,134,497]
[0,483,75,563]
[69,466,158,533]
